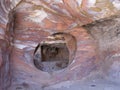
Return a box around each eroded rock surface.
[0,0,120,90]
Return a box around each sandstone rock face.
[0,0,120,90]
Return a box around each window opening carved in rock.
[33,32,77,73]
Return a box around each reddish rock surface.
[0,0,120,90]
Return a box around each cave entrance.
[34,32,76,73]
[41,42,69,62]
[40,40,69,72]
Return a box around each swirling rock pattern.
[0,0,120,90]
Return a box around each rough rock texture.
[0,0,12,90]
[83,15,120,82]
[0,0,120,90]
